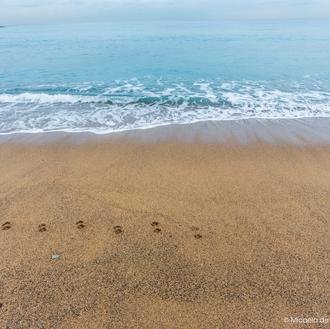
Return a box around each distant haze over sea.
[1,0,330,25]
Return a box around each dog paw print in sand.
[191,226,202,239]
[113,225,123,234]
[151,221,162,233]
[38,224,47,232]
[1,222,12,231]
[76,220,86,229]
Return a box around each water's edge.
[1,117,330,146]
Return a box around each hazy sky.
[0,0,329,25]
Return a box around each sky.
[0,0,329,25]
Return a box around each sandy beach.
[0,120,330,328]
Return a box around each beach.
[0,119,330,328]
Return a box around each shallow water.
[0,21,330,134]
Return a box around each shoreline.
[1,117,330,146]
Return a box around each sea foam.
[0,80,330,134]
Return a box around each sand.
[0,122,330,328]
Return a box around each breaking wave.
[0,79,330,134]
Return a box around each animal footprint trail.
[113,225,123,234]
[191,226,202,239]
[151,221,162,233]
[1,222,12,231]
[76,220,86,229]
[38,224,47,232]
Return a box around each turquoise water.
[0,21,330,133]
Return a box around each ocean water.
[0,21,330,134]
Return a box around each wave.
[0,80,330,134]
[0,93,105,104]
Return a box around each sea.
[0,20,330,134]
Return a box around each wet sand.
[2,117,330,145]
[0,120,330,328]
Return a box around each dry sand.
[0,123,330,328]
